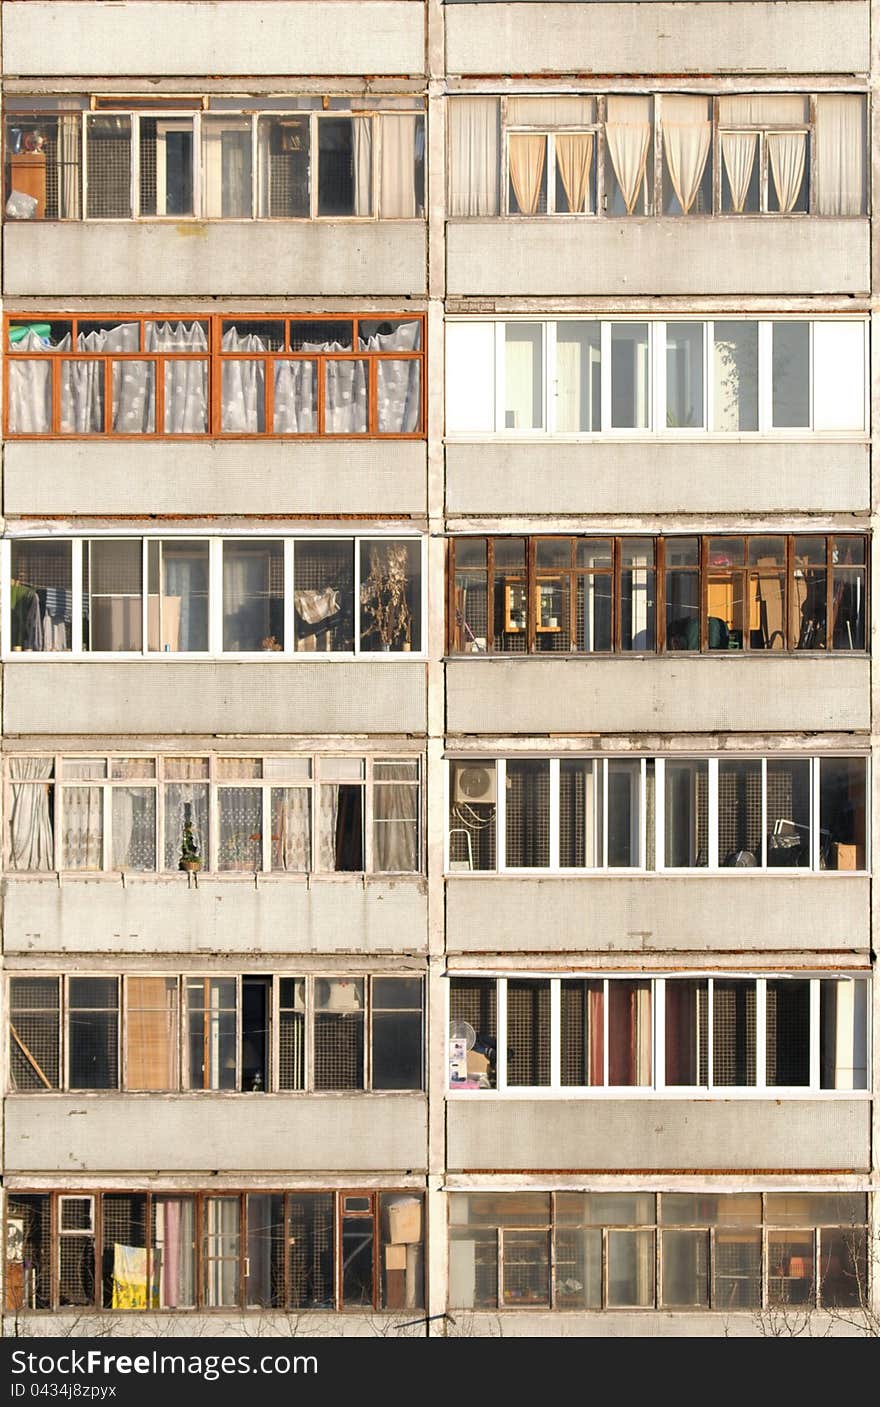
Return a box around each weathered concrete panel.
[445,657,869,734]
[445,3,869,75]
[3,3,426,76]
[4,441,427,518]
[3,663,427,736]
[7,1096,428,1172]
[447,1100,869,1170]
[3,223,427,299]
[445,876,870,954]
[441,1311,860,1339]
[445,442,869,516]
[446,219,869,298]
[2,877,428,956]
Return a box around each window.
[6,1191,424,1313]
[4,315,424,438]
[448,975,869,1094]
[448,1193,869,1312]
[8,974,424,1094]
[445,319,866,437]
[447,93,866,218]
[4,99,425,223]
[6,752,422,876]
[449,535,867,655]
[5,539,425,656]
[448,755,866,875]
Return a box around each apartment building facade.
[0,0,876,1337]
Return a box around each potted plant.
[179,804,201,873]
[359,543,413,651]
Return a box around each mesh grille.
[505,762,550,866]
[766,981,810,1085]
[507,981,550,1086]
[718,762,762,863]
[560,980,603,1085]
[713,982,756,1085]
[139,124,157,214]
[86,121,131,219]
[450,980,496,1044]
[7,1196,52,1310]
[288,1194,334,1309]
[278,1011,305,1090]
[59,1236,95,1306]
[101,1195,147,1309]
[313,1013,363,1090]
[9,1011,60,1090]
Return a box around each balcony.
[6,1094,428,1173]
[445,875,870,955]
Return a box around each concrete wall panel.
[447,1099,869,1170]
[3,3,426,77]
[446,219,869,298]
[4,441,427,517]
[445,3,869,75]
[2,662,427,736]
[445,442,868,516]
[7,1095,428,1172]
[2,877,428,955]
[3,223,427,299]
[445,657,870,734]
[445,875,870,954]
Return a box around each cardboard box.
[384,1244,406,1271]
[834,843,865,871]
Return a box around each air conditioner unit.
[453,764,496,805]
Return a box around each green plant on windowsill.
[179,806,202,873]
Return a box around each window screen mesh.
[713,982,756,1085]
[561,980,603,1085]
[718,761,762,864]
[766,980,810,1085]
[101,1194,148,1309]
[450,979,496,1045]
[505,761,550,866]
[288,1193,334,1309]
[278,1010,305,1090]
[86,119,131,219]
[506,981,550,1085]
[313,1013,363,1090]
[7,1195,51,1310]
[9,977,60,1089]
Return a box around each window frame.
[7,973,425,1095]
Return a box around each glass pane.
[607,1230,654,1307]
[152,1198,195,1309]
[718,759,762,866]
[8,978,60,1090]
[244,1195,283,1309]
[124,977,178,1091]
[448,765,496,872]
[661,1230,709,1307]
[661,1194,762,1227]
[765,1194,867,1227]
[666,323,704,428]
[557,1193,655,1227]
[772,322,810,427]
[61,359,105,433]
[139,116,193,216]
[202,117,252,217]
[766,980,810,1086]
[318,117,369,216]
[373,775,419,872]
[665,566,701,650]
[560,979,604,1085]
[217,787,262,871]
[85,115,131,218]
[620,539,655,651]
[665,980,708,1085]
[186,979,237,1090]
[85,540,142,651]
[324,358,368,433]
[832,538,866,650]
[258,115,309,218]
[555,322,600,431]
[341,1215,374,1307]
[559,759,602,868]
[68,984,118,1090]
[372,1010,422,1090]
[318,784,364,871]
[607,760,641,867]
[664,760,708,867]
[110,360,155,433]
[505,324,543,429]
[379,1193,423,1310]
[287,1194,334,1310]
[61,786,104,870]
[608,981,652,1085]
[506,980,550,1086]
[163,782,209,872]
[359,540,421,652]
[204,1197,241,1308]
[147,540,209,652]
[11,540,72,651]
[820,978,868,1091]
[111,787,156,871]
[377,359,421,433]
[8,1195,52,1310]
[501,1230,550,1307]
[554,1227,602,1308]
[713,321,758,431]
[163,358,208,433]
[610,324,649,428]
[508,134,547,214]
[819,757,866,870]
[820,1228,867,1308]
[294,539,354,653]
[768,1231,815,1307]
[5,115,79,223]
[505,760,550,867]
[713,980,756,1086]
[222,540,284,652]
[271,788,311,872]
[7,359,53,433]
[766,758,811,868]
[714,1231,762,1310]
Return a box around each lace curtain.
[163,772,209,871]
[61,786,103,870]
[111,788,156,870]
[8,758,54,871]
[271,788,311,871]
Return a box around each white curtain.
[374,778,418,871]
[380,114,418,218]
[605,96,651,215]
[555,133,593,213]
[220,328,266,432]
[816,95,864,215]
[146,321,209,433]
[58,113,82,219]
[318,785,340,870]
[508,133,546,214]
[662,95,711,214]
[61,786,103,869]
[353,116,372,217]
[448,97,499,216]
[507,96,596,126]
[9,758,54,871]
[163,773,209,871]
[721,132,757,212]
[767,131,806,212]
[719,95,808,126]
[272,788,311,871]
[7,330,53,431]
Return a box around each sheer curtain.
[163,772,209,871]
[353,116,372,217]
[145,321,208,433]
[379,114,418,217]
[448,97,499,215]
[155,1199,195,1309]
[220,328,265,432]
[58,113,82,219]
[605,96,651,214]
[661,95,711,214]
[815,95,864,214]
[767,132,806,212]
[9,758,54,871]
[271,788,311,871]
[719,95,808,213]
[7,329,53,432]
[373,773,418,872]
[720,132,757,212]
[556,134,593,213]
[61,786,103,869]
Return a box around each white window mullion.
[703,319,712,432]
[706,977,715,1091]
[251,113,258,218]
[639,758,647,869]
[72,541,84,654]
[549,758,560,869]
[811,757,821,871]
[758,321,773,431]
[707,759,719,869]
[600,322,612,432]
[809,978,821,1090]
[760,757,768,867]
[496,980,508,1091]
[655,978,666,1089]
[546,133,556,215]
[550,979,561,1087]
[283,539,295,655]
[653,323,666,435]
[655,758,665,871]
[209,539,223,655]
[755,979,767,1089]
[496,759,507,871]
[54,753,63,871]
